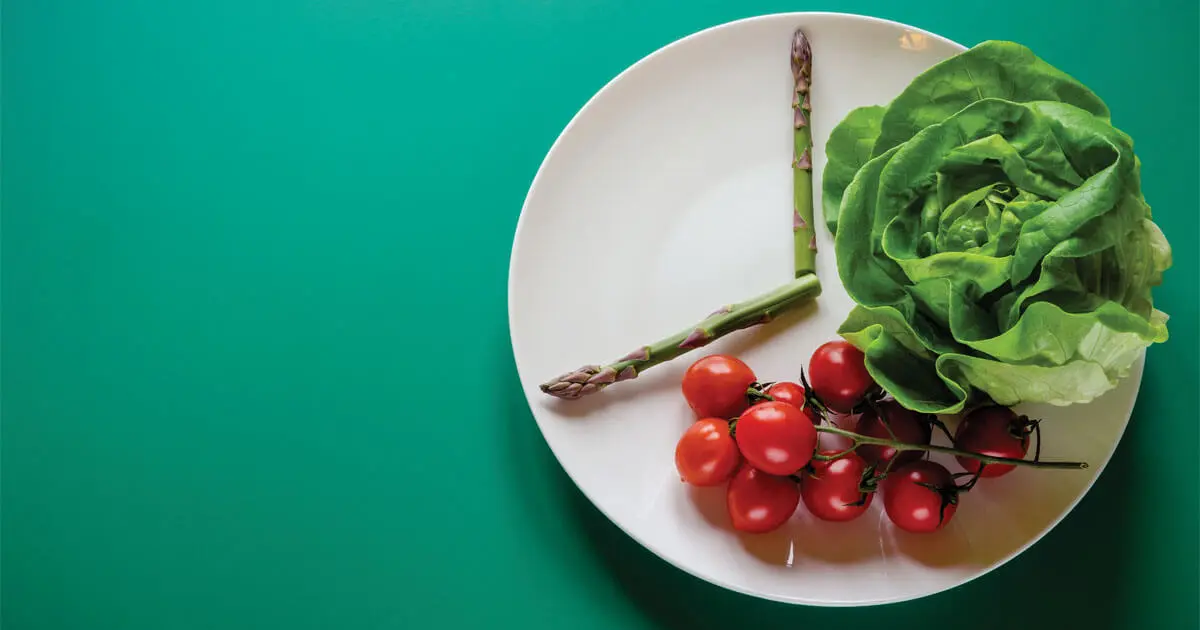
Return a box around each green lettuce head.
[824,41,1172,414]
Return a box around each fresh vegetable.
[733,401,817,476]
[675,418,742,486]
[954,406,1034,478]
[791,28,816,278]
[539,30,825,402]
[539,273,821,399]
[807,340,875,413]
[854,401,933,468]
[824,40,1172,414]
[800,451,874,522]
[667,348,1087,540]
[681,355,757,419]
[726,465,800,534]
[764,381,821,424]
[881,460,959,533]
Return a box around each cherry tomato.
[881,460,958,533]
[765,381,821,424]
[681,354,757,419]
[726,465,800,534]
[954,406,1032,478]
[674,418,741,486]
[807,340,874,413]
[800,451,874,522]
[733,401,817,476]
[855,401,932,468]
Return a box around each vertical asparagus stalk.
[540,273,822,399]
[791,29,816,278]
[539,29,825,401]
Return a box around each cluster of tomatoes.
[673,340,1037,535]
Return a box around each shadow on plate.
[787,510,885,565]
[685,492,888,566]
[878,517,989,569]
[687,485,731,529]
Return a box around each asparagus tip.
[791,29,812,81]
[540,365,603,399]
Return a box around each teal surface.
[3,1,1197,629]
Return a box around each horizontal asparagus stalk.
[540,273,822,399]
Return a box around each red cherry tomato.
[855,401,932,468]
[800,451,874,522]
[681,355,757,419]
[881,460,959,533]
[807,340,874,413]
[765,381,821,424]
[726,465,800,534]
[674,418,741,486]
[733,401,817,476]
[954,406,1032,478]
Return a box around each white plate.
[508,12,1140,606]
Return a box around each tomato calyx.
[1008,415,1039,440]
[929,416,955,443]
[795,369,833,422]
[948,469,985,493]
[913,479,960,526]
[847,385,886,416]
[857,462,885,495]
[1011,416,1043,464]
[843,464,879,508]
[745,382,775,405]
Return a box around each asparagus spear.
[539,30,824,401]
[791,28,816,278]
[539,273,822,399]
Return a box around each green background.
[4,1,1197,628]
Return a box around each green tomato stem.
[814,425,1088,470]
[540,273,822,399]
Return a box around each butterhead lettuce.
[824,41,1171,414]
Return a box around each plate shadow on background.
[500,334,1143,629]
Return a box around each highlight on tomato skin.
[674,418,741,487]
[800,450,874,522]
[681,354,757,419]
[881,460,959,534]
[732,401,818,476]
[726,464,801,534]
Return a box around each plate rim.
[506,11,1141,607]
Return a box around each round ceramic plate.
[508,12,1140,606]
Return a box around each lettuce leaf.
[824,41,1172,414]
[821,105,883,233]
